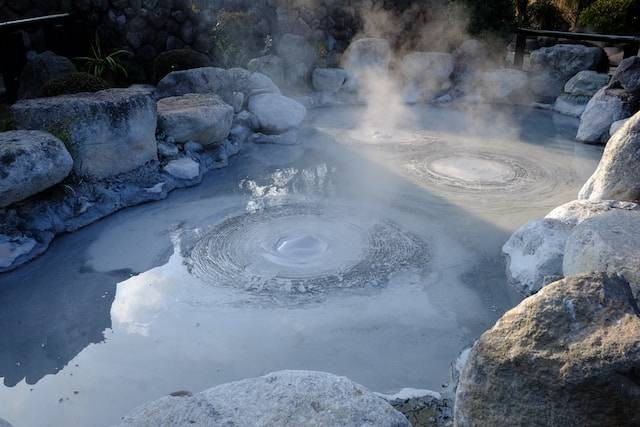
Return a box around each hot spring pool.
[0,105,602,426]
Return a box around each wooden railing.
[514,28,640,69]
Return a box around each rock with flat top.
[248,93,306,133]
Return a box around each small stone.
[164,158,200,180]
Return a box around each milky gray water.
[0,105,602,427]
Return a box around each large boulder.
[114,370,410,427]
[156,67,228,98]
[11,89,158,179]
[247,55,286,88]
[248,93,306,133]
[576,87,636,143]
[553,70,610,117]
[564,210,640,302]
[546,199,640,226]
[529,44,604,99]
[401,52,454,103]
[343,38,392,76]
[225,67,280,97]
[610,56,640,93]
[479,69,530,103]
[18,51,77,99]
[157,94,233,146]
[502,218,571,295]
[579,111,640,201]
[276,33,317,87]
[455,273,640,427]
[0,130,73,207]
[312,68,348,94]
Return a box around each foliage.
[453,0,517,36]
[75,34,131,80]
[579,0,640,35]
[212,10,268,68]
[41,73,109,97]
[152,49,211,83]
[527,0,571,30]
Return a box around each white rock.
[312,68,347,93]
[11,88,157,179]
[0,130,73,207]
[0,234,37,269]
[580,111,640,201]
[577,87,630,143]
[502,218,572,295]
[610,118,628,137]
[564,210,640,301]
[564,70,609,97]
[546,199,640,227]
[113,370,409,427]
[157,94,234,146]
[248,93,306,133]
[157,142,179,159]
[163,158,199,180]
[553,94,590,117]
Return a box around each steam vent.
[1,1,639,426]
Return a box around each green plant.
[75,34,131,80]
[454,0,517,36]
[41,72,110,97]
[527,0,571,30]
[579,0,640,35]
[152,49,211,83]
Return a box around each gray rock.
[18,51,77,99]
[163,157,199,180]
[545,199,640,227]
[577,87,632,143]
[0,130,73,207]
[564,70,609,97]
[11,89,157,179]
[379,389,453,427]
[529,44,604,99]
[157,141,179,159]
[610,56,640,93]
[225,68,280,98]
[156,67,228,99]
[248,93,306,133]
[157,93,234,146]
[234,110,260,130]
[0,417,13,427]
[553,93,590,117]
[183,141,203,154]
[276,33,317,87]
[502,218,572,295]
[343,38,392,77]
[480,69,530,103]
[250,129,299,145]
[0,234,37,269]
[564,210,640,302]
[113,370,410,427]
[248,55,286,88]
[401,52,454,103]
[610,118,628,136]
[579,111,640,201]
[455,273,640,427]
[312,68,347,94]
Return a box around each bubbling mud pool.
[0,105,602,427]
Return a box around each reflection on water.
[0,105,602,427]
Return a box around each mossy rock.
[153,49,211,83]
[40,73,110,97]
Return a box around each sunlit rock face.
[114,370,410,427]
[455,273,640,427]
[187,203,430,295]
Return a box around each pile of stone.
[0,64,307,272]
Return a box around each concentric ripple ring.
[188,204,429,294]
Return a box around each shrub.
[454,0,517,36]
[579,0,640,35]
[152,49,211,83]
[75,34,131,81]
[527,0,571,30]
[40,73,109,97]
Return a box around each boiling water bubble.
[188,204,429,295]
